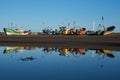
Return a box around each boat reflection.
[3,46,115,61]
[96,49,114,58]
[3,46,37,54]
[42,48,114,58]
[42,48,87,56]
[3,46,37,61]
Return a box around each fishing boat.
[86,26,115,35]
[3,28,30,35]
[86,17,115,35]
[97,26,115,35]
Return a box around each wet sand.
[0,33,120,51]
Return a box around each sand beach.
[0,33,120,51]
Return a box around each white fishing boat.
[3,27,30,35]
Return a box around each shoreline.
[0,33,120,43]
[0,33,120,51]
[0,42,120,51]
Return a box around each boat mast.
[73,21,76,29]
[10,22,13,29]
[102,16,105,30]
[68,22,70,29]
[92,21,95,31]
[42,22,46,30]
[102,16,104,26]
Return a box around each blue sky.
[0,0,120,32]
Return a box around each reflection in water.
[3,46,37,61]
[1,46,120,80]
[3,46,24,54]
[42,48,114,58]
[3,46,37,54]
[42,48,87,56]
[3,46,115,59]
[96,49,114,58]
[20,56,36,61]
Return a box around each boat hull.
[4,28,29,35]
